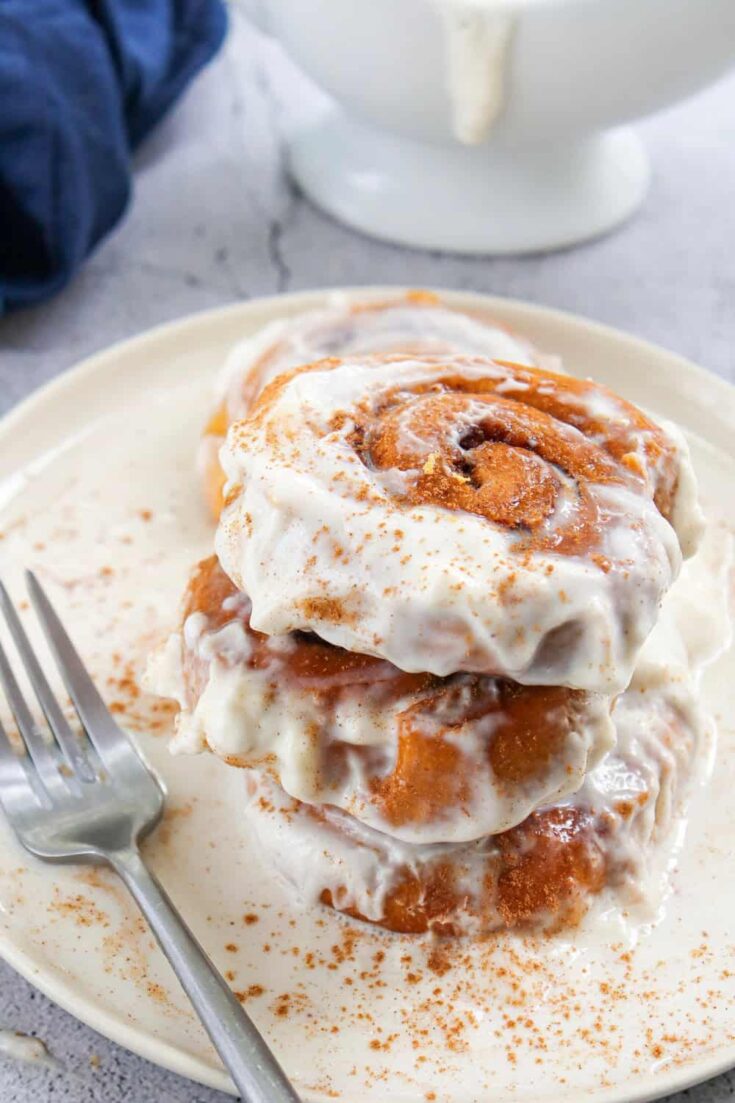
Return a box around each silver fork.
[0,572,300,1103]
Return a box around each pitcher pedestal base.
[288,111,650,255]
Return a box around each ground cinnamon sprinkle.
[426,946,453,977]
[271,991,311,1019]
[49,891,109,928]
[236,984,265,1002]
[105,651,177,733]
[298,594,359,627]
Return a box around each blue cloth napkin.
[0,0,227,313]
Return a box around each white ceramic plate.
[0,289,734,1103]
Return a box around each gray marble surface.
[0,10,734,1102]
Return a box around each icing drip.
[437,0,515,145]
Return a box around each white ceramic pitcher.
[244,0,735,254]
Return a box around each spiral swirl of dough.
[200,291,540,516]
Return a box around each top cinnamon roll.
[200,291,541,516]
[217,354,702,693]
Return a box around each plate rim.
[1,285,734,1102]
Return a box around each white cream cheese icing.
[152,608,615,845]
[216,355,702,693]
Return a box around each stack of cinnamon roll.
[153,292,714,936]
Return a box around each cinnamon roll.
[160,556,614,844]
[217,354,702,694]
[238,667,703,935]
[200,291,542,516]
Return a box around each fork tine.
[0,716,48,819]
[0,582,94,784]
[0,636,72,801]
[25,572,144,777]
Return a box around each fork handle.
[109,846,301,1102]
